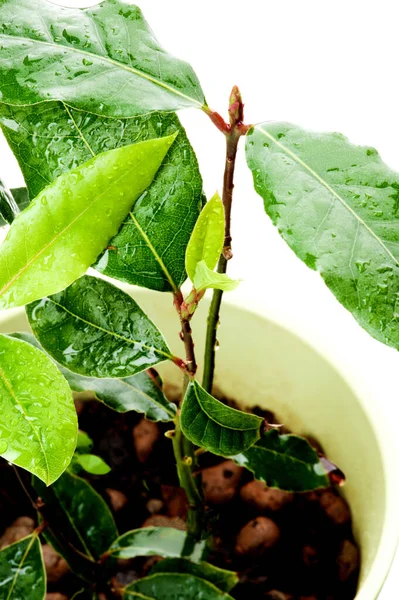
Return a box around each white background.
[1,0,399,596]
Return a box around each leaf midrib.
[257,126,399,269]
[0,33,205,110]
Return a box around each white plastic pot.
[1,288,398,599]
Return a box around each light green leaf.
[150,558,238,593]
[76,431,94,454]
[108,527,205,561]
[75,454,111,476]
[33,470,118,564]
[0,333,76,485]
[0,102,205,292]
[0,0,206,116]
[233,429,329,492]
[246,122,399,351]
[185,192,224,281]
[180,380,263,457]
[124,573,234,600]
[0,534,46,600]
[193,260,240,292]
[12,332,176,422]
[26,276,173,379]
[0,135,176,310]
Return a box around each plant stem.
[174,290,197,376]
[202,87,245,393]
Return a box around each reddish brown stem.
[173,291,197,376]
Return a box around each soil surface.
[0,388,360,600]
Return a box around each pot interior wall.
[0,289,387,597]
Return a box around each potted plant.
[0,1,398,599]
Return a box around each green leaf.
[0,103,205,292]
[150,558,238,593]
[0,534,46,600]
[76,431,94,454]
[124,573,234,600]
[193,260,240,292]
[246,122,399,351]
[0,178,18,226]
[0,0,206,116]
[0,135,176,311]
[12,332,176,422]
[185,192,224,281]
[180,380,263,457]
[33,470,118,563]
[233,429,329,492]
[108,527,205,561]
[27,275,173,379]
[0,333,76,485]
[75,454,111,476]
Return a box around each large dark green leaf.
[233,429,329,492]
[0,333,76,485]
[246,122,399,351]
[180,380,263,457]
[108,527,205,561]
[123,573,234,600]
[27,276,173,379]
[0,534,45,600]
[0,0,206,116]
[0,135,175,310]
[12,332,176,422]
[0,102,204,292]
[33,470,118,564]
[150,558,238,593]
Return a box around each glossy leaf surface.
[234,429,329,492]
[0,334,76,485]
[247,122,399,351]
[33,471,118,563]
[12,332,176,422]
[75,454,111,475]
[27,276,173,378]
[150,558,238,593]
[0,0,206,116]
[124,573,234,600]
[0,534,45,600]
[0,102,204,292]
[180,380,263,456]
[109,527,205,561]
[193,260,240,292]
[0,135,175,310]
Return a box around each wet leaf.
[0,135,176,310]
[74,454,111,476]
[12,332,176,422]
[150,558,238,593]
[0,333,76,485]
[180,380,263,456]
[108,527,205,561]
[124,573,234,600]
[0,0,206,117]
[246,122,399,351]
[0,534,46,600]
[233,429,329,492]
[33,470,118,563]
[0,103,205,292]
[26,276,173,379]
[192,260,240,293]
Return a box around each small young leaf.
[180,380,263,457]
[75,454,111,476]
[33,471,118,563]
[0,135,176,310]
[233,429,329,492]
[76,431,94,454]
[0,534,46,600]
[108,527,205,561]
[0,0,206,116]
[124,573,234,600]
[193,260,240,292]
[186,192,224,281]
[150,558,238,593]
[12,332,176,422]
[26,276,173,379]
[0,334,76,485]
[0,178,19,225]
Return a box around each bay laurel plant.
[0,1,396,598]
